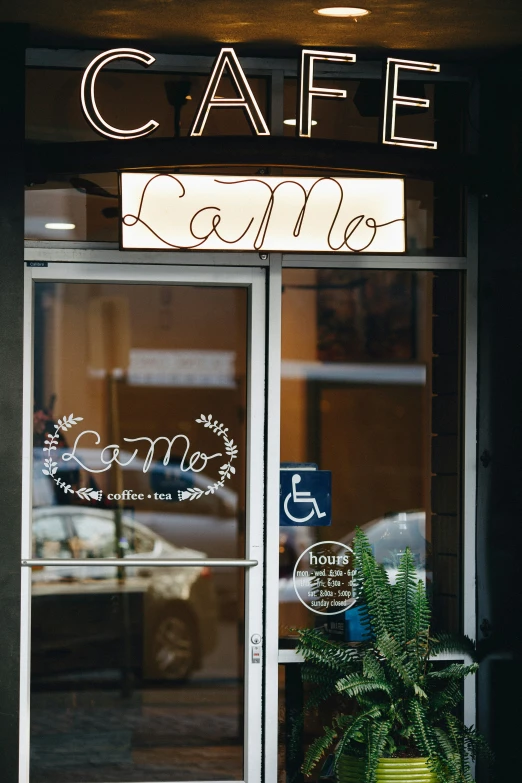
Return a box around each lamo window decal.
[42,412,238,502]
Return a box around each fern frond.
[411,580,431,670]
[301,662,345,687]
[392,547,418,645]
[362,651,384,681]
[427,662,478,680]
[297,627,362,671]
[365,719,391,783]
[332,707,382,765]
[336,673,392,699]
[408,700,436,758]
[301,725,337,776]
[429,632,477,661]
[353,529,393,639]
[462,723,495,766]
[361,550,393,640]
[303,678,341,711]
[441,714,474,783]
[426,679,463,714]
[413,683,428,700]
[352,527,375,599]
[376,632,415,686]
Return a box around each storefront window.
[279,268,463,646]
[30,281,249,782]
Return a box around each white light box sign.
[120,173,406,253]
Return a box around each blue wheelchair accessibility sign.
[280,465,331,526]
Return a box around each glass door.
[20,263,266,783]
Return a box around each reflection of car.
[339,511,431,586]
[31,507,219,682]
[33,448,240,606]
[277,512,431,632]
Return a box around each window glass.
[30,280,249,782]
[279,268,463,645]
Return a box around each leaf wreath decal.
[178,414,238,501]
[43,414,103,502]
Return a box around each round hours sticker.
[292,541,357,616]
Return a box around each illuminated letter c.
[81,48,159,140]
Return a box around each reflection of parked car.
[339,511,431,586]
[277,513,431,633]
[31,507,219,682]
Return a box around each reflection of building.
[0,12,520,783]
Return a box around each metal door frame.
[19,260,267,783]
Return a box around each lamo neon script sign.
[81,47,440,149]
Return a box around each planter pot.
[338,756,438,782]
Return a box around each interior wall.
[280,268,432,539]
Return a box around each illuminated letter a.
[190,48,270,136]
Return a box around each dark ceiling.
[2,0,522,57]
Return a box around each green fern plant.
[295,528,491,783]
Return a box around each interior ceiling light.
[313,7,371,18]
[284,118,318,126]
[44,223,76,230]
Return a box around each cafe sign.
[120,173,405,253]
[81,47,440,150]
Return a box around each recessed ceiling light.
[284,119,318,126]
[313,7,371,17]
[44,223,76,230]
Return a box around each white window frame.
[19,260,266,783]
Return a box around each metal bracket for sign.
[21,558,258,568]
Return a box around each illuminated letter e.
[383,58,440,149]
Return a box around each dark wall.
[0,23,26,783]
[476,49,522,781]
